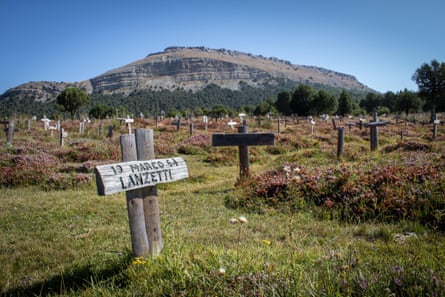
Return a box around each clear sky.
[1,0,444,95]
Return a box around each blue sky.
[1,0,444,94]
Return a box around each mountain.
[0,46,373,116]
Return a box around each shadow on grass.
[3,254,132,297]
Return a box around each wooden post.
[7,119,14,143]
[189,123,193,136]
[433,120,440,139]
[107,125,113,138]
[27,119,31,131]
[135,129,163,257]
[238,124,250,178]
[277,117,281,134]
[337,126,344,160]
[95,141,189,259]
[370,126,378,151]
[332,119,337,130]
[59,128,66,147]
[120,134,150,257]
[176,118,181,131]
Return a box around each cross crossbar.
[364,121,386,127]
[212,133,274,147]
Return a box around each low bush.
[230,161,445,230]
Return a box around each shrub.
[230,162,445,230]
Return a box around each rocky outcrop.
[1,80,92,103]
[90,46,371,95]
[1,46,372,101]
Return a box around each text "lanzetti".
[95,157,189,196]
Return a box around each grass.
[1,116,445,296]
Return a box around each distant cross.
[212,122,274,179]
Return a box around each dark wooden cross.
[212,123,274,178]
[364,121,386,151]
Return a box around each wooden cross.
[95,129,189,258]
[364,121,386,151]
[212,123,274,178]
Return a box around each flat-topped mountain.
[90,46,371,95]
[1,46,372,104]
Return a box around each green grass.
[1,155,445,296]
[1,118,445,296]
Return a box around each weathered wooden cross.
[364,120,386,151]
[212,122,274,178]
[95,129,189,258]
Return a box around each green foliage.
[89,103,114,119]
[211,104,228,120]
[337,90,353,116]
[231,150,445,230]
[56,88,90,119]
[313,89,338,115]
[412,59,445,113]
[253,100,276,116]
[275,91,292,115]
[360,92,383,114]
[290,84,316,116]
[395,89,422,115]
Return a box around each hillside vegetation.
[1,114,444,296]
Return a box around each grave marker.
[95,157,189,195]
[1,120,14,143]
[337,126,344,160]
[433,119,440,139]
[59,128,68,146]
[364,121,386,151]
[212,122,274,178]
[95,129,189,258]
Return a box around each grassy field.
[1,115,444,296]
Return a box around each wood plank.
[212,133,274,147]
[95,157,188,195]
[364,121,386,127]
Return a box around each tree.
[253,100,276,116]
[395,89,422,116]
[382,91,397,113]
[55,88,90,119]
[211,104,227,121]
[313,90,338,115]
[360,92,383,114]
[412,60,445,117]
[337,90,353,116]
[89,104,113,119]
[275,91,291,115]
[290,84,316,116]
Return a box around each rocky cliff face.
[1,46,372,101]
[0,80,92,103]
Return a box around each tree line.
[258,59,445,119]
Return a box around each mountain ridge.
[0,46,373,104]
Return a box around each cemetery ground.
[0,115,445,296]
